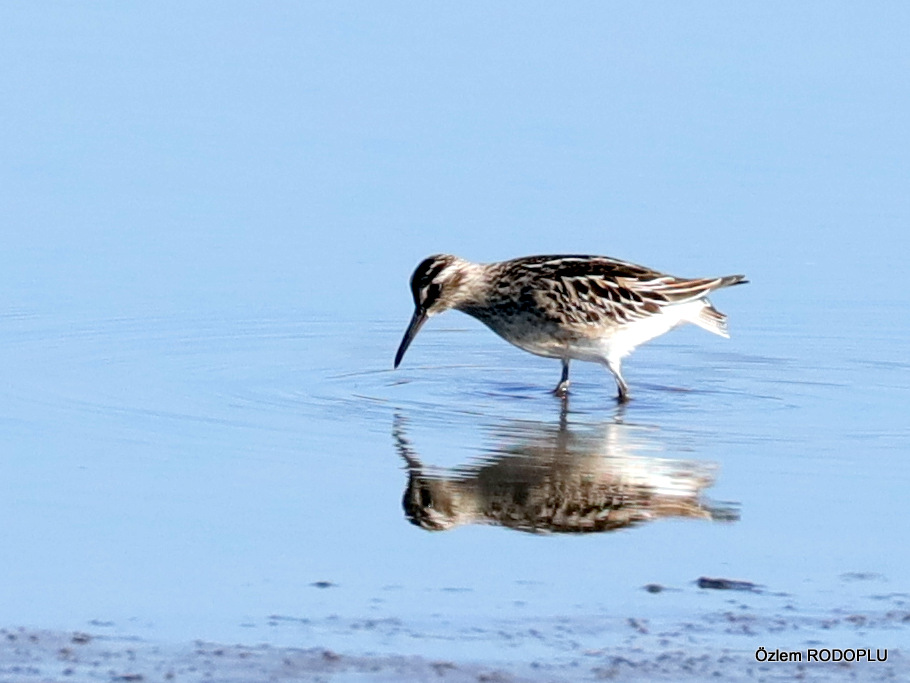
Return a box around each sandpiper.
[394,254,746,401]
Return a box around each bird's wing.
[506,255,744,325]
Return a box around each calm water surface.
[2,292,907,662]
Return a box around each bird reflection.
[394,409,738,534]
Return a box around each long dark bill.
[394,308,428,368]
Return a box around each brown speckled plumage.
[395,254,746,401]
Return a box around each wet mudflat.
[0,623,906,683]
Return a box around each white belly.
[501,300,706,365]
[598,301,706,362]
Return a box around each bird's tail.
[686,273,746,338]
[690,302,730,338]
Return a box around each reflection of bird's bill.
[394,308,428,368]
[392,413,422,469]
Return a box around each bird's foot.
[615,383,630,403]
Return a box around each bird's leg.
[553,359,570,398]
[606,358,630,403]
[616,377,630,403]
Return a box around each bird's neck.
[447,260,494,310]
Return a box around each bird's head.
[394,254,470,368]
[402,476,461,531]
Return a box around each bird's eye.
[419,487,433,508]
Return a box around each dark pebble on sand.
[697,577,759,592]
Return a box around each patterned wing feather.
[502,255,745,326]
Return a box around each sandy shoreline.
[2,625,905,682]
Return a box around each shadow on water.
[392,404,739,534]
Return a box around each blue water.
[1,1,909,668]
